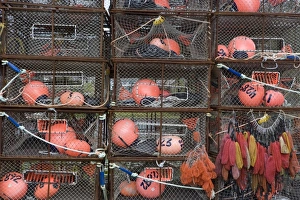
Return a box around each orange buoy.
[64,139,90,157]
[0,172,28,200]
[136,170,166,198]
[34,177,60,199]
[234,0,260,12]
[132,79,160,105]
[217,44,229,57]
[264,90,285,107]
[228,36,256,59]
[22,81,49,105]
[119,181,139,197]
[150,38,169,52]
[60,91,84,106]
[154,0,170,8]
[238,82,265,106]
[111,118,139,148]
[156,135,183,154]
[163,38,181,55]
[45,126,77,154]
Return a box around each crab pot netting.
[112,14,210,60]
[113,0,210,11]
[3,0,103,8]
[0,110,106,158]
[3,7,104,58]
[213,15,300,60]
[217,0,300,14]
[216,62,300,108]
[211,111,300,199]
[111,161,208,200]
[0,60,107,108]
[112,63,210,108]
[109,111,207,157]
[0,160,98,200]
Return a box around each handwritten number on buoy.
[140,170,159,190]
[160,138,172,147]
[218,49,226,56]
[240,84,257,98]
[2,173,22,183]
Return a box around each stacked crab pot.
[210,0,300,199]
[109,0,215,199]
[0,0,109,199]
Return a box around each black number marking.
[2,173,22,184]
[140,179,152,190]
[218,49,226,56]
[240,84,257,98]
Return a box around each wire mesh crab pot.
[216,0,300,14]
[0,110,107,158]
[110,160,209,199]
[2,6,105,58]
[112,14,210,60]
[109,111,207,157]
[2,0,103,9]
[0,59,109,108]
[0,160,99,200]
[112,0,211,11]
[217,62,300,108]
[111,62,210,109]
[213,15,300,61]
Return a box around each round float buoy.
[163,38,181,55]
[234,0,260,12]
[22,81,49,105]
[136,170,166,198]
[154,0,170,8]
[264,90,285,107]
[132,79,160,105]
[60,91,84,106]
[119,181,139,197]
[238,82,265,106]
[156,135,183,154]
[217,44,229,57]
[0,172,28,200]
[228,36,256,59]
[111,118,139,148]
[34,177,60,199]
[64,139,90,157]
[45,126,77,154]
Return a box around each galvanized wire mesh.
[0,60,108,108]
[214,15,300,60]
[1,110,106,158]
[113,0,210,11]
[217,0,300,13]
[112,14,210,60]
[111,161,208,199]
[109,111,206,157]
[3,7,104,58]
[0,160,97,199]
[217,62,300,107]
[112,62,210,108]
[3,0,103,8]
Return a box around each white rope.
[110,163,221,199]
[20,127,99,156]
